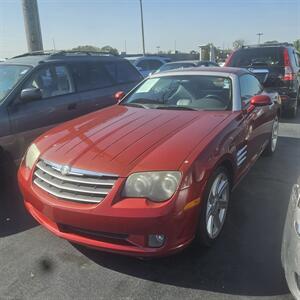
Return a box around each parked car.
[18,67,280,257]
[282,177,300,299]
[125,56,171,77]
[225,43,300,117]
[155,60,219,73]
[0,51,143,163]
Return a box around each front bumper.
[18,165,200,257]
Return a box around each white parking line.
[279,123,300,139]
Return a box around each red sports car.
[18,67,280,257]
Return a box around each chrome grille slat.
[36,161,116,186]
[35,170,109,195]
[33,159,118,204]
[34,178,102,203]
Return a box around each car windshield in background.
[158,63,195,72]
[122,75,232,111]
[230,47,284,67]
[0,65,31,102]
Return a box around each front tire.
[263,116,279,156]
[196,166,231,247]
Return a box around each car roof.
[151,66,248,77]
[164,60,198,65]
[2,52,124,67]
[125,56,167,61]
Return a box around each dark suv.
[225,43,300,117]
[0,51,143,163]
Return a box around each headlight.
[25,143,40,170]
[122,171,181,202]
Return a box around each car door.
[239,74,271,167]
[71,62,118,116]
[7,64,79,159]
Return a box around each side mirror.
[247,95,272,113]
[250,95,272,107]
[114,91,125,102]
[20,88,42,102]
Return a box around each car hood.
[37,105,231,177]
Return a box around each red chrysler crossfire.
[18,67,280,257]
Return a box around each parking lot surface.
[1,112,300,300]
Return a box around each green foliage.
[100,45,119,55]
[72,45,101,52]
[72,45,119,55]
[294,39,300,52]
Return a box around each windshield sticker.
[20,69,29,75]
[136,78,160,93]
[223,79,230,89]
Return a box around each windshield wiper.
[155,105,199,111]
[122,103,149,109]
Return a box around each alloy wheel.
[205,172,230,239]
[271,117,279,152]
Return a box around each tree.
[264,40,279,44]
[100,45,119,55]
[71,45,119,55]
[72,45,101,52]
[294,39,300,52]
[233,39,245,49]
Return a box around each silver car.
[282,177,300,299]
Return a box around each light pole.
[139,0,146,55]
[22,0,43,52]
[156,46,160,54]
[257,32,263,45]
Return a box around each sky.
[0,0,299,58]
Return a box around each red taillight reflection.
[283,48,295,81]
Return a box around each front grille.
[33,159,118,204]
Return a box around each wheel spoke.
[217,179,228,197]
[207,214,214,237]
[213,214,221,232]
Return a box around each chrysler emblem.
[61,165,70,176]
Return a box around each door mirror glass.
[20,87,42,102]
[250,95,272,107]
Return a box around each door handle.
[68,103,77,110]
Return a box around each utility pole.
[139,0,146,55]
[257,32,263,45]
[22,0,43,52]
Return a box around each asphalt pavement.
[0,112,300,300]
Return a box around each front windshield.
[158,63,195,72]
[121,75,232,111]
[0,65,31,102]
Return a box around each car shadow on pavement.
[0,161,37,237]
[74,136,300,297]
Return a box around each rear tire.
[195,166,231,247]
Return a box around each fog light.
[295,222,300,237]
[148,234,165,248]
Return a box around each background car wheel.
[195,166,231,247]
[263,116,279,156]
[287,97,298,118]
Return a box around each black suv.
[226,43,300,117]
[0,51,143,162]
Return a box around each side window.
[239,74,262,105]
[24,65,74,99]
[104,61,142,84]
[71,62,114,92]
[148,59,163,70]
[136,60,149,71]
